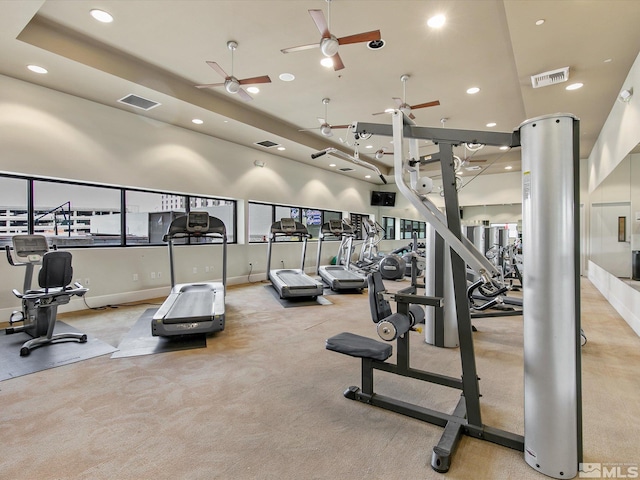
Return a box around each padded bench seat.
[326,332,392,361]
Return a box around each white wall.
[0,74,381,314]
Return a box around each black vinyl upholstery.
[38,251,73,290]
[325,332,392,361]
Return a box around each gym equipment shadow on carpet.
[111,308,207,359]
[0,322,117,381]
[264,285,332,308]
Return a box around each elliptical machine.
[5,235,88,356]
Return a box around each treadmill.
[152,212,227,337]
[315,219,367,292]
[266,218,323,299]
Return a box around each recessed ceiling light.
[223,120,229,123]
[535,19,545,26]
[90,9,113,23]
[329,163,336,167]
[246,86,260,94]
[499,146,509,151]
[604,58,612,63]
[427,14,446,28]
[279,73,295,82]
[466,87,480,94]
[320,58,333,68]
[505,165,513,170]
[277,146,286,151]
[27,65,47,74]
[566,82,583,91]
[486,122,497,127]
[191,118,203,125]
[365,175,371,179]
[365,145,373,149]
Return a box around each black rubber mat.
[0,322,117,381]
[111,308,206,358]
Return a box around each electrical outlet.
[85,278,90,286]
[150,272,156,279]
[205,266,210,273]
[133,273,139,281]
[193,267,198,274]
[157,271,162,278]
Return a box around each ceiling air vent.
[531,67,569,88]
[255,140,280,148]
[118,94,161,110]
[339,167,355,172]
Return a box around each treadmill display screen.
[187,212,210,233]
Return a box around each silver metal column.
[520,114,582,479]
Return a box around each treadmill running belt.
[327,268,363,281]
[164,286,216,323]
[276,271,319,288]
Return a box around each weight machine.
[326,111,582,478]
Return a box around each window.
[0,173,237,248]
[125,191,184,245]
[0,176,28,248]
[400,219,426,239]
[33,180,121,247]
[249,201,342,243]
[382,216,396,240]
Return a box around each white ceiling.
[1,0,640,185]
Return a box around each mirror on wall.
[589,148,640,284]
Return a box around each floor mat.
[0,322,117,381]
[265,285,332,308]
[111,308,207,358]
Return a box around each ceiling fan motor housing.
[225,77,240,94]
[320,36,340,57]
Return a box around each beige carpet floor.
[1,278,638,480]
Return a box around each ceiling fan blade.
[237,88,253,101]
[309,9,330,37]
[410,100,441,110]
[468,159,487,163]
[317,117,326,125]
[238,75,272,85]
[195,82,225,89]
[332,52,345,71]
[338,30,381,45]
[299,127,320,132]
[281,43,319,54]
[393,98,403,108]
[206,61,229,79]
[330,124,351,129]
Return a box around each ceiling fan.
[299,98,351,137]
[281,0,381,71]
[195,41,271,101]
[373,74,440,119]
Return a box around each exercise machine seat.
[326,332,392,361]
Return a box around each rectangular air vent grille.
[531,66,569,88]
[255,140,280,148]
[118,94,161,110]
[339,167,355,172]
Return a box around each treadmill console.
[186,212,210,233]
[279,218,297,233]
[328,219,344,235]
